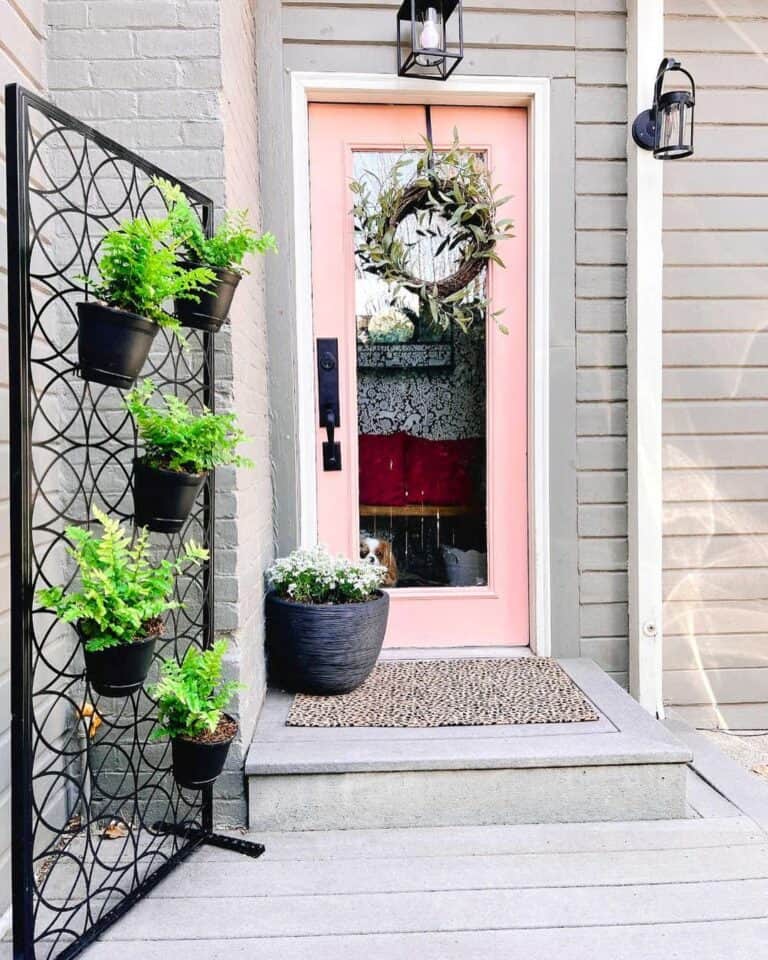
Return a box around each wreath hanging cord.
[351,127,514,333]
[425,103,434,167]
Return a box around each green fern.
[84,216,215,331]
[152,640,241,740]
[36,508,208,652]
[155,176,277,274]
[124,379,253,474]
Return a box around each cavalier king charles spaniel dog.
[359,536,398,587]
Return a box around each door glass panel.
[354,150,488,589]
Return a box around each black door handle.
[322,406,341,470]
[317,338,342,471]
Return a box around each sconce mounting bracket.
[632,109,656,151]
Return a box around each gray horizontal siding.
[283,9,577,48]
[672,702,768,729]
[663,3,768,729]
[576,0,628,676]
[281,43,576,77]
[665,534,768,569]
[665,633,768,671]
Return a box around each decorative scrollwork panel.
[7,84,216,960]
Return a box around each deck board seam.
[97,914,768,942]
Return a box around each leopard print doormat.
[286,658,600,728]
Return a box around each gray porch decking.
[17,719,767,959]
[78,725,768,960]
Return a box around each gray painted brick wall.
[44,0,272,822]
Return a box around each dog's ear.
[359,541,369,559]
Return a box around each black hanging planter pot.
[171,717,237,789]
[77,301,158,389]
[266,590,389,695]
[80,631,157,698]
[174,264,241,333]
[133,458,206,533]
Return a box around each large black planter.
[77,301,158,389]
[171,719,236,789]
[81,633,157,698]
[266,590,389,695]
[174,264,241,333]
[133,458,206,533]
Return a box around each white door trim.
[626,3,665,716]
[289,72,552,656]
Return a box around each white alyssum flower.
[367,307,414,344]
[267,545,385,604]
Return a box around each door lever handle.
[323,406,336,445]
[322,406,341,471]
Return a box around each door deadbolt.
[319,351,336,372]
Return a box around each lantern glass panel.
[655,93,694,160]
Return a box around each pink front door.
[309,102,528,647]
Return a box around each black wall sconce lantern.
[632,57,695,159]
[397,0,464,81]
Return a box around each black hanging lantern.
[632,57,695,160]
[397,0,463,81]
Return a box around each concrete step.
[245,657,691,830]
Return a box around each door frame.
[290,72,552,656]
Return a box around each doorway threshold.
[380,645,532,660]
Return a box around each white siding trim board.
[626,0,665,716]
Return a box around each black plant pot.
[174,264,241,333]
[81,634,157,698]
[171,719,236,790]
[77,301,158,389]
[133,458,206,533]
[266,590,389,695]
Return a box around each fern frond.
[35,508,208,652]
[124,379,253,475]
[151,639,241,740]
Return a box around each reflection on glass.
[354,150,488,589]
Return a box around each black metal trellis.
[6,84,263,960]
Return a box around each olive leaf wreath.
[350,132,514,334]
